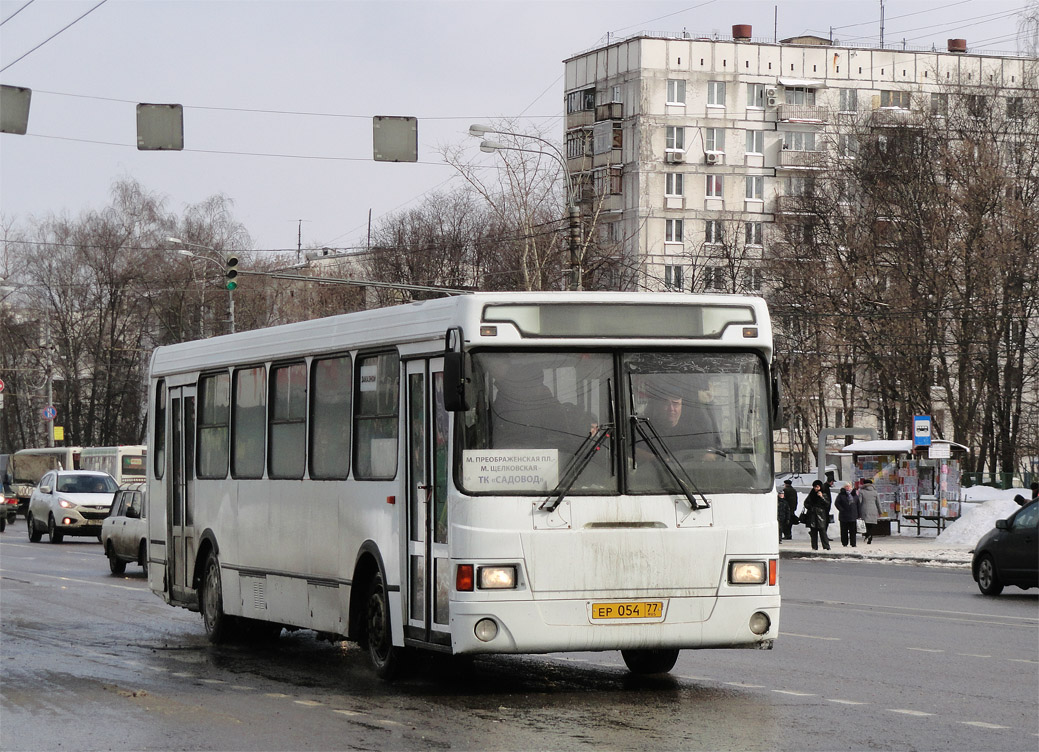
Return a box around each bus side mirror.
[771,368,784,426]
[443,327,470,412]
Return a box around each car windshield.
[456,350,772,495]
[57,475,117,494]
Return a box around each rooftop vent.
[947,39,967,53]
[733,24,752,41]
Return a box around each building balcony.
[777,103,827,122]
[777,149,826,169]
[595,102,623,121]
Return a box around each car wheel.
[200,551,238,643]
[139,541,148,576]
[621,648,680,675]
[0,514,5,532]
[27,513,42,543]
[48,515,64,544]
[364,570,403,679]
[107,543,126,574]
[976,554,1004,596]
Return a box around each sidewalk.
[777,524,973,566]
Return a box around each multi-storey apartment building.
[563,24,1033,293]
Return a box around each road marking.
[772,690,816,697]
[171,672,194,678]
[265,693,291,699]
[230,685,254,691]
[956,653,992,658]
[725,682,765,688]
[887,709,934,717]
[1008,658,1038,665]
[294,700,324,707]
[675,675,713,682]
[960,721,1009,729]
[906,647,944,653]
[781,632,840,641]
[333,709,364,717]
[200,679,225,684]
[0,568,141,591]
[828,699,868,705]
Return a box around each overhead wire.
[0,0,108,73]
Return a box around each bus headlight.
[729,561,767,584]
[478,566,517,590]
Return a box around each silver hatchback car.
[101,483,148,574]
[27,470,118,543]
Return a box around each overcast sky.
[0,0,1033,256]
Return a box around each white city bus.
[147,292,782,677]
[80,445,147,485]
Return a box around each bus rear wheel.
[200,551,238,643]
[364,571,403,679]
[621,648,679,675]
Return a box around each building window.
[782,130,816,151]
[966,94,987,118]
[707,81,726,107]
[704,219,723,244]
[745,221,763,246]
[232,366,266,480]
[704,266,725,290]
[566,129,591,159]
[1007,96,1024,119]
[931,93,948,115]
[880,90,911,109]
[567,87,596,113]
[665,172,684,196]
[746,130,764,154]
[666,79,686,105]
[745,175,764,200]
[705,127,726,152]
[747,83,766,108]
[268,362,306,480]
[665,218,684,243]
[665,264,684,291]
[666,125,685,151]
[742,267,764,291]
[786,87,816,105]
[705,174,723,198]
[839,88,858,112]
[838,134,858,157]
[594,166,623,196]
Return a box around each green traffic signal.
[225,254,239,292]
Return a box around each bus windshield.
[456,350,772,496]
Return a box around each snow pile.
[937,498,1023,547]
[960,485,1031,502]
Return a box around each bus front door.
[167,385,197,605]
[404,359,451,647]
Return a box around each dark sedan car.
[971,499,1038,595]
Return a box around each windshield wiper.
[630,415,710,510]
[539,423,613,512]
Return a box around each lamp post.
[468,125,582,291]
[167,238,236,334]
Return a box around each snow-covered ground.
[937,497,1026,547]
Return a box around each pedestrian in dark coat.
[835,482,859,547]
[804,480,831,550]
[781,479,798,540]
[857,478,882,543]
[777,491,791,543]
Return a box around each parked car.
[27,470,118,543]
[101,483,148,574]
[971,499,1038,595]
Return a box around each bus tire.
[364,571,403,679]
[621,648,679,675]
[27,513,42,543]
[48,516,64,544]
[139,541,148,576]
[107,543,126,574]
[200,551,237,643]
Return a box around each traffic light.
[225,254,239,291]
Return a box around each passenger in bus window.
[490,362,563,449]
[643,377,722,458]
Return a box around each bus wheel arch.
[350,543,404,679]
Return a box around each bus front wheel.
[621,648,679,675]
[200,551,238,643]
[364,571,403,679]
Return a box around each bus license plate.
[591,601,663,620]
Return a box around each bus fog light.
[478,565,516,589]
[729,561,766,584]
[474,618,498,642]
[749,612,771,635]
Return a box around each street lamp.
[167,238,236,334]
[468,125,582,290]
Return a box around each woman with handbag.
[857,478,882,544]
[804,479,832,550]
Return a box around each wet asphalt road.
[1,525,1037,752]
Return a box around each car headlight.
[729,560,767,585]
[59,499,75,509]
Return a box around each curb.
[778,549,971,567]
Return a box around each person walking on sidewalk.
[835,482,859,547]
[857,478,882,544]
[805,479,832,550]
[780,479,798,540]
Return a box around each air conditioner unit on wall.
[705,152,720,165]
[665,151,685,163]
[766,96,778,107]
[765,87,777,98]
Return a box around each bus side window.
[354,351,399,480]
[310,355,352,480]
